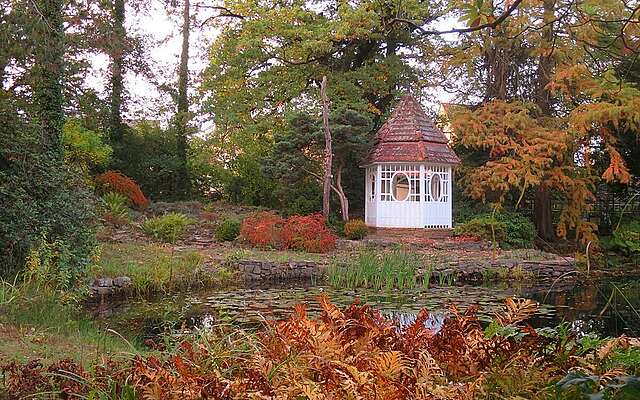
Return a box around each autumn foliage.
[239,211,285,248]
[4,297,639,399]
[94,170,149,210]
[453,101,597,244]
[240,212,337,252]
[280,214,337,252]
[343,218,369,240]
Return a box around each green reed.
[326,249,421,290]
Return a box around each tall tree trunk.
[534,187,556,242]
[31,0,65,160]
[174,0,191,198]
[534,0,555,115]
[533,0,557,241]
[109,0,125,145]
[320,75,332,220]
[483,34,511,101]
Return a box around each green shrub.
[607,220,640,255]
[1,103,96,279]
[454,212,535,249]
[215,218,241,242]
[62,119,112,172]
[455,215,504,241]
[142,212,192,243]
[454,200,491,224]
[343,219,368,240]
[102,192,130,223]
[327,214,346,237]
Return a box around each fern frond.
[319,293,344,321]
[495,297,538,326]
[372,351,407,381]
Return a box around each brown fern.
[495,297,539,326]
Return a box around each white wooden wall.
[364,163,453,229]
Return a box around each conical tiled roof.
[366,95,460,165]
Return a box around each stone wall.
[233,260,321,281]
[428,258,576,283]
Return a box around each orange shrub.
[241,212,337,253]
[95,170,149,209]
[343,219,369,240]
[280,214,337,253]
[240,211,284,248]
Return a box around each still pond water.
[97,277,640,339]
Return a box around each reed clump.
[326,248,421,290]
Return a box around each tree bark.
[174,0,191,198]
[31,0,65,160]
[533,0,557,241]
[534,187,556,242]
[534,0,556,116]
[109,0,126,145]
[320,75,332,220]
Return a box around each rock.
[336,239,363,250]
[91,286,112,296]
[113,276,132,287]
[94,277,113,287]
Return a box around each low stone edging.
[232,260,322,281]
[89,255,577,295]
[228,256,575,284]
[434,258,577,283]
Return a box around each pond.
[93,276,640,340]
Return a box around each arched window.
[391,173,410,201]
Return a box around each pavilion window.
[380,164,422,202]
[425,166,449,203]
[409,170,420,201]
[367,168,376,201]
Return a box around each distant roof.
[366,95,460,165]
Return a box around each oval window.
[391,173,410,201]
[430,174,441,202]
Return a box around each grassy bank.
[0,281,141,366]
[90,242,234,295]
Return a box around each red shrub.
[280,214,337,253]
[95,170,149,209]
[240,211,285,248]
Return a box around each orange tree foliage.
[5,296,639,399]
[94,170,149,210]
[452,100,597,243]
[240,212,337,252]
[550,65,640,186]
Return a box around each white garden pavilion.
[363,95,461,229]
